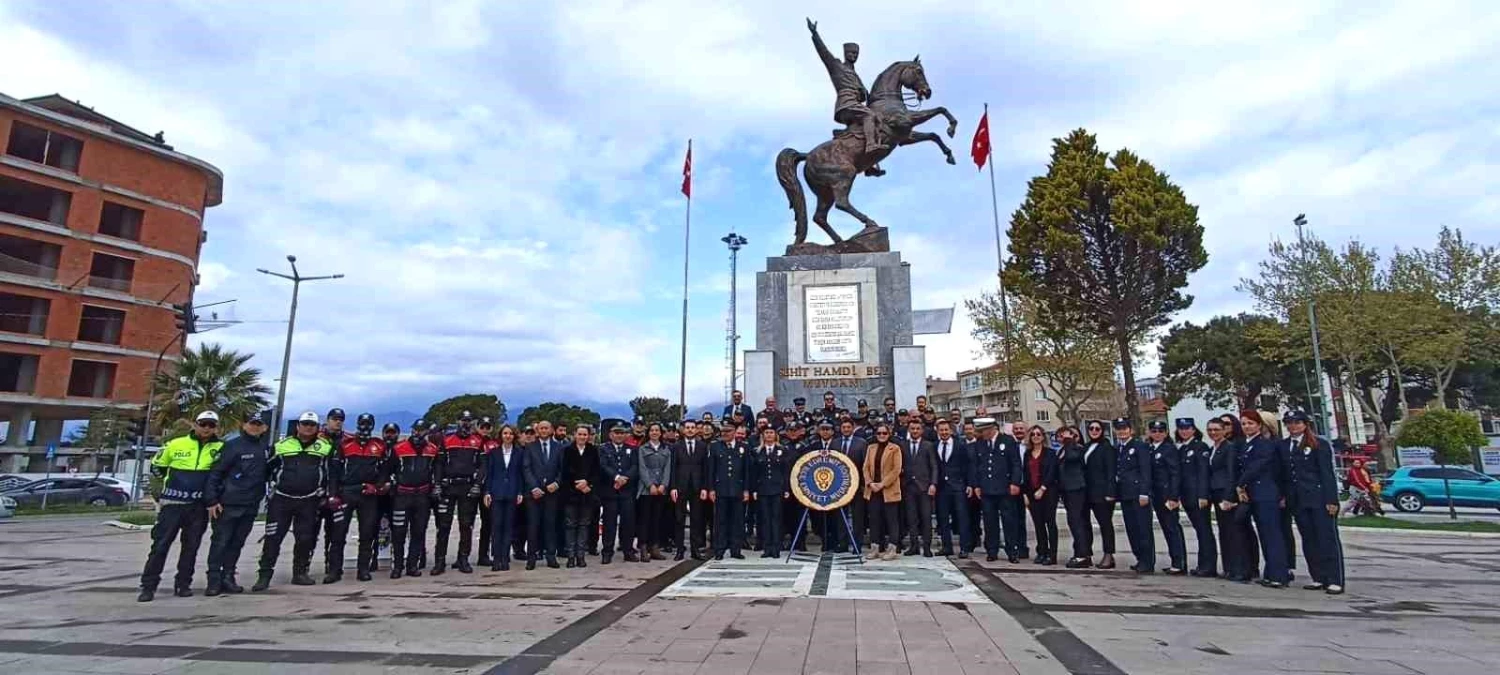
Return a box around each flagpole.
[981,103,1017,421]
[678,139,692,418]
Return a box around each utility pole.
[1294,214,1334,437]
[258,256,342,440]
[722,232,748,406]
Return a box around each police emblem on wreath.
[791,450,858,511]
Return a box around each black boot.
[526,555,537,571]
[251,571,272,592]
[455,557,473,574]
[174,584,194,598]
[222,575,244,594]
[601,552,614,565]
[577,555,587,569]
[292,565,316,586]
[356,563,373,582]
[623,551,639,563]
[137,586,156,602]
[477,552,493,567]
[566,556,577,569]
[431,560,446,576]
[205,575,223,597]
[546,555,561,569]
[674,549,686,561]
[390,565,404,580]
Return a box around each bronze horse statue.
[777,57,957,247]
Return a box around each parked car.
[0,495,15,518]
[1384,466,1500,513]
[0,478,131,508]
[0,474,32,492]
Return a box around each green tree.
[152,343,272,436]
[517,402,600,430]
[966,292,1119,425]
[1395,409,1489,520]
[1004,129,1206,426]
[1389,227,1500,408]
[422,393,507,428]
[1159,314,1288,411]
[629,396,685,425]
[70,406,135,472]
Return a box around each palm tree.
[152,343,272,436]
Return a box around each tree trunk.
[1431,362,1455,410]
[1344,368,1397,468]
[1442,473,1457,521]
[1117,334,1140,429]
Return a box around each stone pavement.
[1,514,1498,674]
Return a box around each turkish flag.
[681,142,692,198]
[971,112,990,170]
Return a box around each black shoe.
[1259,579,1286,589]
[526,558,537,571]
[691,552,704,561]
[292,572,316,586]
[500,560,511,571]
[174,586,193,598]
[957,551,969,559]
[760,551,773,559]
[391,568,404,579]
[251,573,272,592]
[222,578,244,594]
[730,552,745,559]
[938,548,955,557]
[624,552,639,563]
[546,557,561,569]
[566,557,577,569]
[357,570,373,582]
[1020,551,1031,559]
[903,547,920,556]
[986,554,999,562]
[1097,555,1117,570]
[675,550,686,561]
[322,572,341,584]
[477,554,492,567]
[431,562,446,576]
[577,556,587,568]
[602,553,614,565]
[406,567,423,577]
[1065,557,1090,569]
[1007,556,1019,564]
[1165,567,1186,576]
[714,553,725,560]
[137,587,155,602]
[205,581,222,597]
[455,559,473,574]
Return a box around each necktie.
[941,441,949,463]
[843,439,850,453]
[543,441,550,463]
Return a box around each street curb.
[103,520,148,531]
[1340,526,1500,539]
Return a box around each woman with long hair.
[1023,425,1060,565]
[1219,413,1258,580]
[1175,418,1217,577]
[1284,411,1345,595]
[862,424,904,561]
[1238,411,1290,588]
[1205,418,1246,580]
[1081,420,1117,569]
[1341,457,1379,516]
[483,425,526,571]
[1057,425,1092,568]
[636,423,673,561]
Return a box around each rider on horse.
[808,19,886,177]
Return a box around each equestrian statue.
[777,18,958,254]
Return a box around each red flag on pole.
[681,141,693,198]
[971,111,990,170]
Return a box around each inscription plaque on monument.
[805,284,861,363]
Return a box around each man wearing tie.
[709,421,750,559]
[900,419,938,557]
[670,420,711,560]
[598,423,639,564]
[932,419,973,557]
[522,420,564,570]
[836,419,869,552]
[723,390,754,425]
[972,418,1024,562]
[1007,421,1032,559]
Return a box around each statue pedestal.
[784,226,890,257]
[752,251,915,410]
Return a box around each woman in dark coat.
[1175,418,1217,577]
[1081,421,1117,569]
[1057,426,1091,568]
[1022,425,1061,565]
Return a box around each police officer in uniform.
[324,413,389,583]
[1284,411,1344,595]
[971,418,1023,562]
[389,420,438,578]
[204,410,270,596]
[1176,418,1218,577]
[138,410,223,602]
[1146,420,1187,574]
[433,411,486,574]
[1112,417,1155,573]
[254,412,334,591]
[710,421,750,559]
[372,422,402,572]
[753,427,791,557]
[599,421,639,564]
[317,408,349,578]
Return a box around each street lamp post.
[1294,214,1335,438]
[258,255,342,440]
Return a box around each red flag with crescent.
[971,112,990,170]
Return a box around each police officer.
[390,420,439,578]
[254,411,334,591]
[138,410,223,602]
[1112,417,1155,573]
[324,413,389,583]
[475,417,500,568]
[204,410,271,596]
[1146,420,1187,574]
[710,421,751,559]
[1237,411,1290,587]
[972,418,1023,562]
[753,427,791,557]
[434,411,486,575]
[372,422,402,573]
[1176,418,1218,577]
[599,421,639,564]
[1284,411,1344,595]
[792,397,815,429]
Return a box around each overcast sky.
[2,1,1495,418]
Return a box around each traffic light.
[172,301,197,334]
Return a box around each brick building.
[0,92,223,472]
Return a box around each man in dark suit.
[709,421,750,559]
[671,419,712,560]
[1007,421,1032,559]
[900,419,939,556]
[932,418,972,557]
[972,417,1024,562]
[723,390,754,425]
[522,420,564,570]
[835,419,869,552]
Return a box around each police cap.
[793,397,806,405]
[1283,410,1311,423]
[1148,420,1168,432]
[1174,417,1195,429]
[1111,417,1133,430]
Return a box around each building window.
[77,305,125,345]
[961,375,981,392]
[0,174,72,226]
[87,252,135,292]
[0,352,40,393]
[1035,388,1047,401]
[98,202,143,241]
[67,359,117,398]
[1036,410,1051,422]
[0,291,50,335]
[0,233,62,280]
[5,122,83,172]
